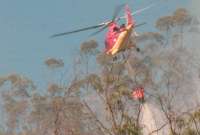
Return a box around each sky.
[0,0,189,88]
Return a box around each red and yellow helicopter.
[51,4,155,56]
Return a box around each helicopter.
[51,3,155,56]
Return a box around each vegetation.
[0,8,200,135]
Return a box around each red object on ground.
[132,87,144,100]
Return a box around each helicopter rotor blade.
[116,3,156,21]
[51,3,152,38]
[131,3,156,16]
[90,4,150,36]
[90,4,125,36]
[51,4,125,38]
[135,22,146,28]
[112,4,125,21]
[90,22,111,36]
[50,23,106,38]
[91,22,146,36]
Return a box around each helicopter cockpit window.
[113,26,120,32]
[120,24,125,28]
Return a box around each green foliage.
[182,128,197,135]
[136,32,165,45]
[192,109,200,121]
[173,8,192,26]
[117,114,142,135]
[156,16,174,31]
[80,39,99,55]
[0,7,199,135]
[86,74,103,92]
[45,58,64,69]
[96,52,113,66]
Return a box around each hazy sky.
[0,0,189,87]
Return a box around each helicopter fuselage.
[105,5,135,56]
[105,23,133,55]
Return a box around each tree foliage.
[0,7,200,135]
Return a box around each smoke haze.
[190,0,200,17]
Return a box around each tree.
[156,16,174,45]
[0,7,200,135]
[173,8,192,46]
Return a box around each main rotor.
[50,3,156,38]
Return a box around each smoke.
[187,0,200,104]
[187,0,200,62]
[189,0,200,41]
[141,2,200,134]
[140,103,168,135]
[190,0,200,17]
